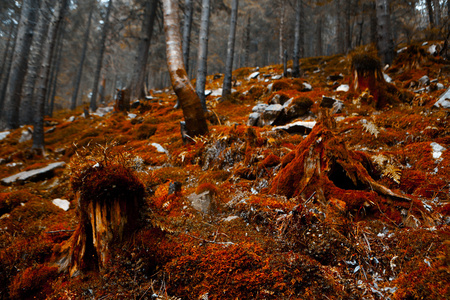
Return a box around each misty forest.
[0,0,449,299]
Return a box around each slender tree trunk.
[222,0,239,99]
[433,0,440,26]
[0,24,16,115]
[71,2,94,110]
[344,0,352,52]
[292,0,302,78]
[4,0,40,129]
[279,0,285,65]
[370,1,377,45]
[195,0,211,111]
[90,0,113,112]
[32,0,68,151]
[21,0,49,125]
[426,0,434,27]
[0,25,14,88]
[48,37,63,117]
[130,0,158,101]
[162,0,208,138]
[316,15,323,56]
[242,14,251,67]
[182,0,194,74]
[376,0,395,66]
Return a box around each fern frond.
[382,164,402,184]
[372,154,388,166]
[362,121,379,138]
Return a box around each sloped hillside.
[0,44,449,300]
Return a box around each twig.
[46,229,75,234]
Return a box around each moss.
[133,123,157,140]
[272,79,292,91]
[9,264,58,299]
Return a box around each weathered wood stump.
[114,88,131,112]
[269,123,424,224]
[56,163,145,276]
[351,53,385,107]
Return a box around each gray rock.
[249,71,260,79]
[1,162,66,185]
[188,191,215,214]
[418,75,430,87]
[271,74,282,80]
[19,128,33,143]
[273,121,317,135]
[302,82,313,91]
[435,87,450,108]
[320,96,338,108]
[252,103,269,113]
[268,94,290,105]
[260,104,284,126]
[283,98,313,120]
[248,112,260,126]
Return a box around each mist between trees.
[0,0,448,130]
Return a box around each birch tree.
[182,0,194,75]
[195,0,211,112]
[222,0,238,99]
[162,0,208,138]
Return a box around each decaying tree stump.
[114,88,131,112]
[55,163,145,276]
[269,123,427,224]
[351,53,385,107]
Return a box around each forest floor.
[0,43,449,300]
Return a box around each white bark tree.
[195,0,211,112]
[222,0,238,99]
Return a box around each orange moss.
[196,182,218,195]
[133,123,157,140]
[9,264,58,299]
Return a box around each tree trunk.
[162,0,208,139]
[278,0,285,65]
[195,0,211,112]
[48,34,63,117]
[0,23,16,115]
[426,0,434,27]
[90,0,113,112]
[344,0,352,53]
[182,0,194,75]
[242,14,251,67]
[433,0,440,26]
[32,0,68,151]
[336,0,344,54]
[370,1,377,45]
[316,15,323,57]
[376,0,395,66]
[71,1,94,110]
[3,0,40,129]
[21,0,49,125]
[222,0,239,99]
[130,0,158,101]
[292,0,303,78]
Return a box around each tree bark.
[316,14,323,57]
[162,0,208,139]
[222,0,238,99]
[130,0,158,101]
[195,0,211,112]
[32,0,68,151]
[433,0,440,26]
[71,1,94,110]
[3,0,40,129]
[21,0,49,125]
[278,0,285,65]
[242,14,251,67]
[48,34,63,117]
[426,0,434,27]
[336,0,344,54]
[292,0,303,78]
[369,1,377,45]
[90,0,113,112]
[376,0,395,66]
[182,0,194,75]
[0,23,16,115]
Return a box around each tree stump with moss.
[56,163,145,276]
[351,53,385,107]
[114,88,131,112]
[269,123,436,226]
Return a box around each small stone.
[188,191,215,213]
[247,112,260,126]
[252,103,268,113]
[418,75,430,87]
[249,71,260,79]
[336,84,349,92]
[52,199,70,211]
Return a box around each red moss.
[9,264,58,299]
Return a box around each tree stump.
[269,123,427,224]
[351,53,385,107]
[55,163,145,276]
[114,88,131,112]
